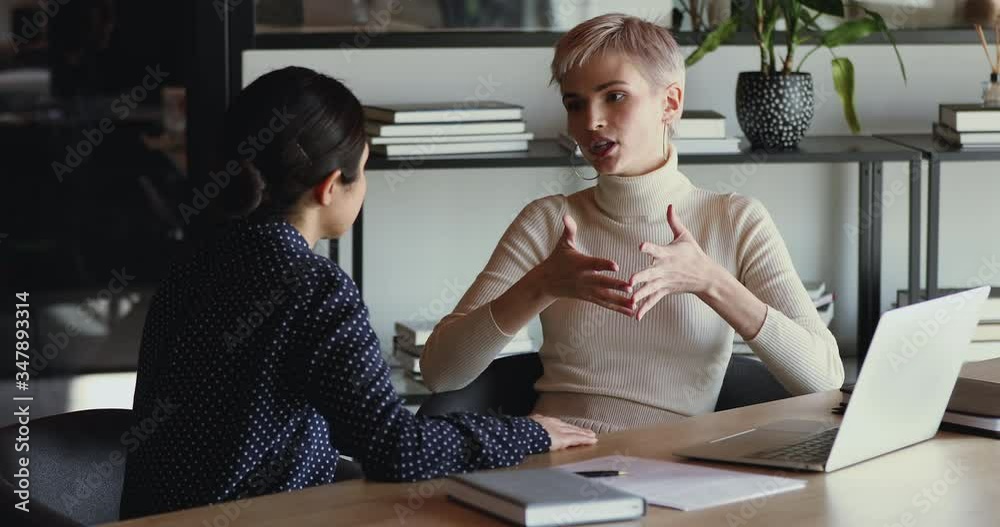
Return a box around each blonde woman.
[421,14,844,433]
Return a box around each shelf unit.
[352,136,923,366]
[253,29,999,49]
[877,134,1000,300]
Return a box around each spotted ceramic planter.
[736,72,814,150]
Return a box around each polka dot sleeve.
[293,269,551,482]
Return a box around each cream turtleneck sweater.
[421,149,844,433]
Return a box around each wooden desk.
[103,391,998,527]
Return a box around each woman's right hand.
[536,214,635,316]
[529,414,598,451]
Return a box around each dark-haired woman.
[119,66,596,519]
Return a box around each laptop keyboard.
[748,427,840,464]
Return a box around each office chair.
[0,407,365,526]
[714,354,793,411]
[0,408,133,526]
[0,477,84,527]
[417,352,544,417]
[417,353,791,417]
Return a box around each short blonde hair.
[550,13,685,135]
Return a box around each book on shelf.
[394,320,438,347]
[897,287,1000,324]
[939,103,1000,133]
[556,132,739,156]
[817,301,835,327]
[672,138,741,154]
[813,292,834,310]
[365,120,526,137]
[674,110,726,139]
[372,140,529,157]
[841,374,1000,439]
[394,345,422,376]
[363,101,524,124]
[804,280,827,302]
[370,132,534,145]
[932,122,1000,148]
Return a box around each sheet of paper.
[557,455,806,511]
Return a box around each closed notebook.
[446,469,646,527]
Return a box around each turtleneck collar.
[593,146,692,222]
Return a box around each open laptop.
[675,286,990,472]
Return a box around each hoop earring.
[662,120,669,162]
[569,147,597,181]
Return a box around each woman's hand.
[629,204,721,320]
[529,414,598,451]
[537,215,635,317]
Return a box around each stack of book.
[364,101,533,157]
[393,320,536,380]
[841,358,1000,438]
[933,103,1000,149]
[557,110,740,155]
[733,281,834,356]
[897,287,1000,360]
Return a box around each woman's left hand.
[629,204,720,320]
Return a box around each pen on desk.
[574,470,627,478]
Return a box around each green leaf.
[820,19,879,48]
[685,15,740,67]
[831,57,861,133]
[797,7,825,39]
[777,0,800,36]
[862,8,907,84]
[800,0,845,17]
[762,2,781,41]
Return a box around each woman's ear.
[662,82,684,124]
[313,169,342,206]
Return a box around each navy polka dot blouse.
[119,219,550,518]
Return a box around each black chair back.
[0,409,133,526]
[417,353,543,417]
[714,355,792,411]
[0,477,84,527]
[418,353,791,416]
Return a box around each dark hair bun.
[216,160,266,218]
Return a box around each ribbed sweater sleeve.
[420,197,564,392]
[730,194,845,394]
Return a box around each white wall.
[244,44,1000,357]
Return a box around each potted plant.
[685,1,907,149]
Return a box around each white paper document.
[557,455,806,511]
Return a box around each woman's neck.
[285,210,321,250]
[606,156,669,178]
[593,146,691,221]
